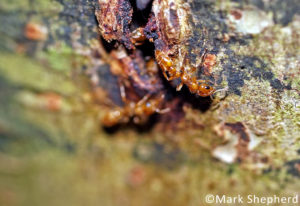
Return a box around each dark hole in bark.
[129,0,153,27]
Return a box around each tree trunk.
[0,0,299,205]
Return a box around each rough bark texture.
[0,0,299,205]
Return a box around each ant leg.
[176,82,184,91]
[120,84,127,103]
[212,86,228,100]
[201,48,208,64]
[197,48,208,72]
[136,94,151,107]
[162,70,171,80]
[155,94,170,113]
[158,65,171,81]
[162,71,180,81]
[210,87,228,110]
[155,107,170,114]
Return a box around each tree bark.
[0,0,299,205]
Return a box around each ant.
[130,28,147,46]
[101,85,170,127]
[155,49,216,97]
[130,27,216,98]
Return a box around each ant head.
[102,109,122,127]
[197,83,215,97]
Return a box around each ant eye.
[205,85,210,90]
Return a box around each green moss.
[0,52,77,95]
[0,0,62,13]
[37,43,76,72]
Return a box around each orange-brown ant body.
[155,50,215,97]
[128,27,216,98]
[94,38,169,127]
[99,26,218,127]
[102,86,169,127]
[130,28,147,45]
